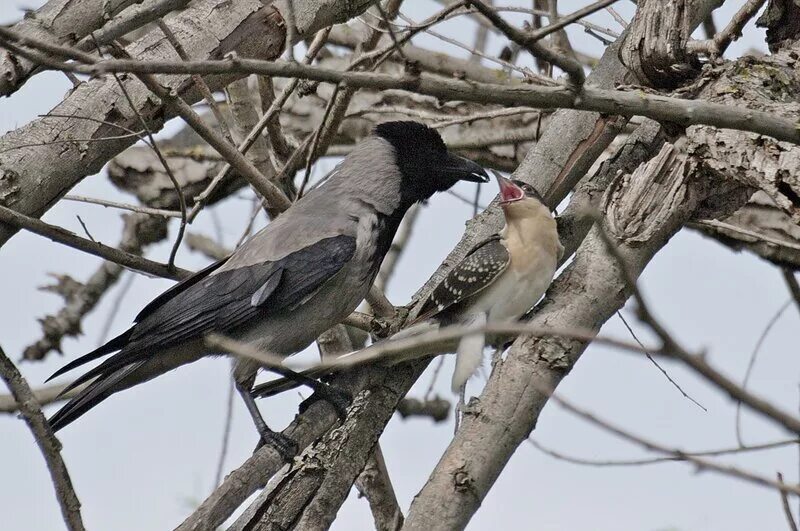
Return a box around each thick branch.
[7,41,800,147]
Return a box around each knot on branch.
[620,0,700,88]
[0,168,20,207]
[603,142,689,244]
[396,396,450,422]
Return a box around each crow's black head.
[375,121,489,205]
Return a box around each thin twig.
[92,35,187,269]
[529,437,800,467]
[0,205,188,280]
[394,11,550,83]
[525,0,619,42]
[298,85,342,198]
[0,131,146,153]
[616,311,706,411]
[779,472,800,531]
[97,271,136,345]
[424,357,446,401]
[63,195,183,218]
[690,219,800,253]
[687,0,767,56]
[783,269,800,318]
[213,366,236,488]
[736,299,793,446]
[464,0,585,86]
[75,215,96,243]
[156,20,235,145]
[546,388,800,497]
[592,219,800,436]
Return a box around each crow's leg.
[235,381,298,460]
[233,359,298,460]
[248,360,352,420]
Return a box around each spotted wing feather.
[415,236,509,322]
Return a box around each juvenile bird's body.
[47,122,489,442]
[415,176,562,390]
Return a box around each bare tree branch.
[0,0,141,97]
[0,205,187,280]
[6,32,800,147]
[464,0,585,85]
[0,345,85,531]
[688,0,767,56]
[355,445,404,531]
[778,472,800,531]
[530,437,800,467]
[546,388,800,497]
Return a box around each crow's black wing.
[50,235,357,390]
[135,258,230,322]
[46,258,230,383]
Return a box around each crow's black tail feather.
[48,361,144,432]
[46,328,133,384]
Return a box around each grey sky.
[2,2,797,530]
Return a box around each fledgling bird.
[46,121,489,453]
[251,173,563,398]
[412,174,563,391]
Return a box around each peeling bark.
[684,44,800,224]
[620,0,708,88]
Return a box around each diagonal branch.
[464,0,585,86]
[23,213,169,361]
[0,345,85,531]
[0,205,187,280]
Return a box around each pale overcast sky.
[2,2,798,530]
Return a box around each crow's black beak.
[442,153,490,183]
